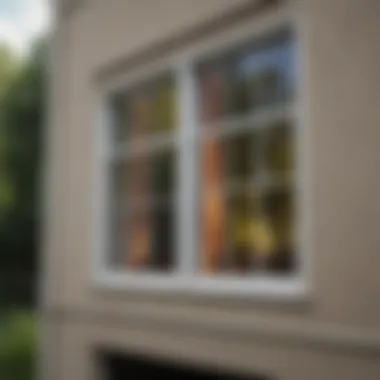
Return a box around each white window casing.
[91,7,312,300]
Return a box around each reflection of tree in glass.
[247,66,280,108]
[151,205,173,270]
[152,151,174,198]
[111,94,128,142]
[199,70,225,123]
[266,123,293,173]
[126,93,152,268]
[202,139,225,273]
[153,79,176,132]
[264,189,295,272]
[227,195,255,271]
[225,134,255,182]
[127,210,151,269]
[199,69,225,273]
[130,92,151,136]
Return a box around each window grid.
[95,20,307,298]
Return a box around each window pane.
[237,41,294,109]
[263,188,295,273]
[150,203,174,270]
[264,121,294,176]
[201,191,266,274]
[224,132,257,183]
[225,194,259,273]
[197,28,294,123]
[151,149,175,199]
[110,93,128,143]
[111,74,176,142]
[198,69,227,124]
[111,148,175,208]
[109,148,175,272]
[198,132,257,204]
[108,212,127,268]
[197,27,296,277]
[199,136,224,273]
[111,89,152,142]
[110,203,174,271]
[226,68,252,116]
[108,71,177,273]
[199,186,296,275]
[128,91,152,138]
[111,157,150,211]
[151,76,177,133]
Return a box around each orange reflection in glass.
[200,71,225,273]
[126,95,152,269]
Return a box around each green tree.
[0,45,18,213]
[0,44,18,90]
[0,311,36,380]
[0,39,46,307]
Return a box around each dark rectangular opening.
[99,351,272,380]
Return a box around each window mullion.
[95,98,113,276]
[176,61,197,276]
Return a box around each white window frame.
[92,7,311,300]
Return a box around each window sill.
[92,270,309,303]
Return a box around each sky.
[0,0,50,55]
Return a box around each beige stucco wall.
[43,0,380,379]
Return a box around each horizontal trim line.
[43,306,380,357]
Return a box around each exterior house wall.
[43,0,380,379]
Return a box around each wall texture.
[44,0,380,379]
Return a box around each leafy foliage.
[0,38,46,306]
[0,311,36,380]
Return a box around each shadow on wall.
[99,351,273,380]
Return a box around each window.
[96,21,305,296]
[196,29,296,275]
[107,73,177,272]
